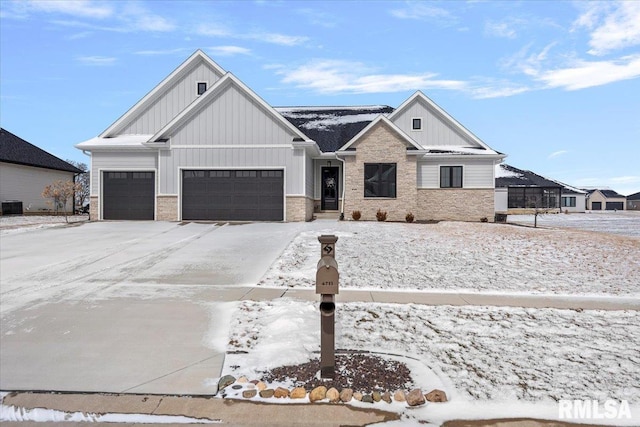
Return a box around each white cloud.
[134,48,191,56]
[194,24,307,46]
[278,60,466,94]
[207,46,251,57]
[390,2,455,24]
[536,54,640,90]
[548,150,568,159]
[257,33,308,46]
[469,85,530,99]
[25,0,113,19]
[484,20,518,39]
[196,23,230,37]
[574,1,640,56]
[76,55,116,66]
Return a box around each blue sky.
[1,0,639,195]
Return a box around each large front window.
[440,166,462,188]
[508,187,561,208]
[364,163,396,198]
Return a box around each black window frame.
[440,166,463,188]
[562,196,576,208]
[412,118,422,130]
[197,82,207,95]
[364,163,397,198]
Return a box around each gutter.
[334,152,346,220]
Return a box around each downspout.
[334,153,346,220]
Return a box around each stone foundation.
[286,196,314,221]
[89,196,99,220]
[157,195,178,221]
[416,188,495,222]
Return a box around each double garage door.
[102,169,284,221]
[182,169,284,221]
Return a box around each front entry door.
[321,167,339,210]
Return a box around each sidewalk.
[239,286,640,311]
[0,392,605,427]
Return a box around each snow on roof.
[424,146,497,155]
[495,164,523,178]
[276,105,389,113]
[75,134,154,149]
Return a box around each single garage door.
[103,171,155,220]
[606,202,624,210]
[182,170,284,221]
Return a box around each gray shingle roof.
[627,191,640,200]
[0,128,83,173]
[495,164,562,188]
[276,106,394,152]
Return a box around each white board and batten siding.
[0,162,76,212]
[169,84,297,147]
[91,151,158,195]
[417,158,495,189]
[392,98,481,148]
[116,62,223,136]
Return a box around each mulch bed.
[260,353,414,393]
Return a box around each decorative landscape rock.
[382,392,392,403]
[274,387,289,398]
[259,389,275,398]
[236,376,248,383]
[362,394,374,403]
[326,387,340,403]
[394,390,406,402]
[242,389,257,399]
[309,386,327,402]
[218,375,236,391]
[290,387,306,399]
[372,391,382,402]
[340,388,353,403]
[425,389,448,403]
[406,388,426,407]
[353,392,363,401]
[231,384,243,390]
[256,381,267,391]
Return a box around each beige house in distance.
[76,50,505,222]
[586,189,626,211]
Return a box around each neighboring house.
[627,191,640,211]
[0,128,84,215]
[494,164,568,213]
[76,50,505,222]
[585,189,626,211]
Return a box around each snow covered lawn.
[508,211,640,238]
[0,215,88,234]
[260,221,640,296]
[222,299,640,424]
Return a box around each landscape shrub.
[351,210,361,221]
[405,212,415,223]
[376,209,387,222]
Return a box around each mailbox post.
[316,235,338,378]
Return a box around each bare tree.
[42,180,82,223]
[66,160,90,212]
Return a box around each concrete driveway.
[0,221,308,394]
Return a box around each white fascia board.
[100,50,225,138]
[421,152,506,161]
[339,116,422,151]
[389,91,495,152]
[75,134,155,151]
[292,140,322,156]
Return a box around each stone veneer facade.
[89,195,99,220]
[417,188,495,222]
[157,195,178,221]
[343,122,418,222]
[286,196,314,221]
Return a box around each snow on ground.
[0,215,88,235]
[222,299,640,424]
[260,220,640,296]
[509,211,640,238]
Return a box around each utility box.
[316,256,339,295]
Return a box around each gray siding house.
[76,50,505,222]
[1,128,83,214]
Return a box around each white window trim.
[411,117,423,131]
[196,81,208,96]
